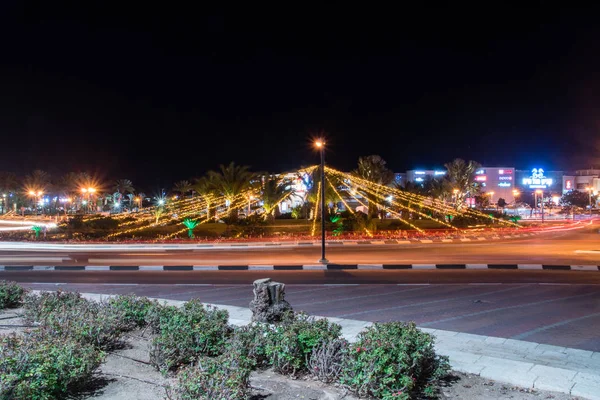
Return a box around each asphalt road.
[1,226,600,266]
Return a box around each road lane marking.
[357,264,383,269]
[511,312,600,340]
[339,285,529,318]
[412,264,436,269]
[466,264,488,269]
[518,264,543,270]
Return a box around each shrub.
[340,322,450,400]
[107,294,157,329]
[0,281,26,309]
[263,312,343,375]
[22,290,87,322]
[0,329,103,400]
[308,337,348,383]
[227,323,268,367]
[24,291,130,350]
[169,350,253,400]
[149,299,232,372]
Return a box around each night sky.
[1,5,600,189]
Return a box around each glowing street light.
[535,189,544,223]
[315,138,328,264]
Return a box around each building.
[473,167,516,203]
[405,169,446,184]
[515,168,563,197]
[562,169,600,195]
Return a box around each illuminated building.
[562,169,600,195]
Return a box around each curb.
[2,264,599,271]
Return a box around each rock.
[249,278,292,323]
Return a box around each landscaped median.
[0,280,449,400]
[1,281,597,399]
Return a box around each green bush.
[24,291,130,350]
[107,294,157,329]
[227,323,268,367]
[0,329,104,400]
[0,281,26,309]
[170,349,253,400]
[263,312,343,375]
[22,290,87,322]
[149,299,232,372]
[340,322,450,400]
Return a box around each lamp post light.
[512,190,520,216]
[535,189,544,223]
[29,190,43,214]
[315,139,328,264]
[1,193,6,214]
[586,187,593,216]
[81,187,97,214]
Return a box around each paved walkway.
[73,291,600,399]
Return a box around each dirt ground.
[0,308,585,399]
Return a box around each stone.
[249,278,292,323]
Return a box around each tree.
[182,218,199,238]
[444,158,481,209]
[114,179,135,205]
[0,172,18,213]
[173,180,192,197]
[24,169,51,193]
[497,198,507,208]
[353,155,394,218]
[207,162,257,221]
[194,175,218,220]
[560,190,595,209]
[261,176,293,221]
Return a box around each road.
[2,226,600,352]
[0,226,599,266]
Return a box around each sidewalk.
[78,292,600,400]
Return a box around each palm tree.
[261,176,294,221]
[207,162,257,221]
[306,169,341,218]
[0,172,18,214]
[173,180,192,198]
[353,155,394,218]
[444,158,481,209]
[24,169,51,193]
[194,176,218,220]
[114,179,135,205]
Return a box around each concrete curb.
[69,292,600,399]
[3,263,599,271]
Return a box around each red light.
[566,180,572,189]
[475,175,487,182]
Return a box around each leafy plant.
[149,299,232,372]
[169,350,253,400]
[24,291,130,350]
[0,281,26,309]
[0,330,103,400]
[341,322,450,400]
[107,294,158,329]
[182,218,199,238]
[263,312,343,375]
[31,225,42,238]
[23,291,88,323]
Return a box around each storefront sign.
[522,168,553,189]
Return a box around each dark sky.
[1,4,600,189]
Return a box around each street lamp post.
[586,187,592,216]
[536,190,544,223]
[512,190,520,216]
[315,140,328,264]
